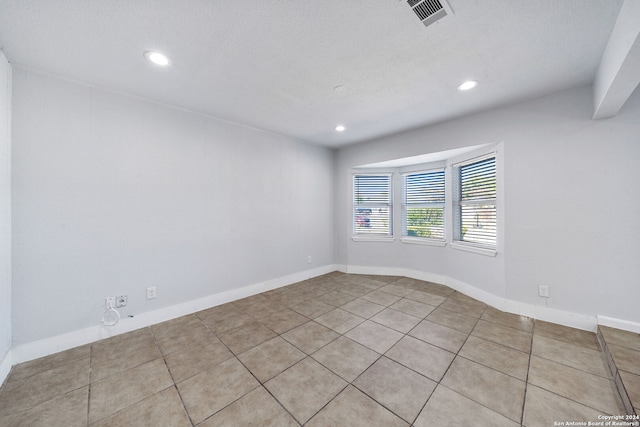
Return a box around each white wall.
[336,85,640,325]
[0,52,12,377]
[11,68,335,346]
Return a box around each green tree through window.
[403,170,445,240]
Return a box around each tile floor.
[0,273,632,426]
[598,326,640,416]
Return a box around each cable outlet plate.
[105,296,116,309]
[116,295,127,307]
[538,285,550,298]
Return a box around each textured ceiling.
[0,0,625,147]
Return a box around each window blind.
[453,156,496,248]
[402,170,445,240]
[353,174,392,236]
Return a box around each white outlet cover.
[105,296,116,309]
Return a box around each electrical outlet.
[307,256,312,264]
[538,285,550,298]
[105,296,116,309]
[146,287,157,300]
[116,295,128,307]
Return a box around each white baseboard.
[10,264,338,365]
[0,349,11,388]
[345,265,599,332]
[504,300,596,332]
[335,264,348,273]
[445,276,506,312]
[597,315,640,333]
[345,265,446,284]
[7,263,637,371]
[346,265,409,278]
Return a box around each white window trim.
[401,168,446,244]
[352,172,394,239]
[350,142,503,255]
[445,143,504,257]
[352,235,396,243]
[401,236,447,246]
[450,241,497,256]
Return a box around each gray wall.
[7,66,640,351]
[0,52,11,367]
[336,85,640,323]
[11,68,335,345]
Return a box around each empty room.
[0,1,639,426]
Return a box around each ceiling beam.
[592,0,640,120]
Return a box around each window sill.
[352,236,396,243]
[401,237,446,247]
[450,242,497,257]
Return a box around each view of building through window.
[353,174,392,236]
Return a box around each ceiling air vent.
[405,0,452,28]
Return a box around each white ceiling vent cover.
[404,0,452,28]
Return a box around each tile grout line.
[401,295,457,426]
[182,277,335,425]
[416,300,531,424]
[189,313,263,424]
[264,278,396,424]
[231,351,303,426]
[86,343,93,427]
[366,292,478,426]
[526,322,626,420]
[520,318,536,427]
[431,305,519,422]
[149,325,195,427]
[347,355,414,425]
[299,382,351,426]
[259,383,303,426]
[599,327,639,415]
[4,273,628,425]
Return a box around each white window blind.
[453,156,496,249]
[402,170,445,240]
[353,174,392,236]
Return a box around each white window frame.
[450,152,498,256]
[401,168,446,246]
[352,173,394,242]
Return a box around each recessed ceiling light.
[335,125,346,132]
[144,51,172,66]
[457,80,478,91]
